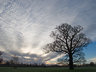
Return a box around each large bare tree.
[43,23,90,70]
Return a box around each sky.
[0,0,96,64]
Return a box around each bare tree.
[0,51,3,64]
[0,51,3,56]
[11,55,19,69]
[43,23,90,70]
[11,55,19,64]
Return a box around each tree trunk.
[69,53,74,70]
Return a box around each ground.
[0,67,96,72]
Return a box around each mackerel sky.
[0,0,96,64]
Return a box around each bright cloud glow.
[88,57,96,63]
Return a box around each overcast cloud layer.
[0,0,96,64]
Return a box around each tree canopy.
[43,23,90,70]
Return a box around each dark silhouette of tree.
[43,23,90,70]
[5,61,10,65]
[0,51,3,64]
[57,52,86,66]
[90,62,95,66]
[0,58,3,64]
[11,55,19,64]
[0,51,3,56]
[11,55,19,69]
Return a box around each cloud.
[1,51,44,64]
[0,26,24,52]
[43,52,59,61]
[88,57,96,63]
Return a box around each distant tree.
[43,23,90,70]
[0,51,3,64]
[11,55,19,69]
[11,55,19,64]
[0,58,3,64]
[9,59,14,64]
[5,61,10,65]
[0,51,3,56]
[90,62,95,66]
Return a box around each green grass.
[0,67,96,72]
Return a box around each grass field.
[0,67,96,72]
